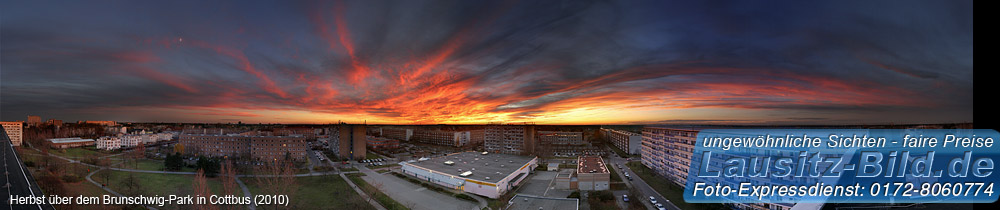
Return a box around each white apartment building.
[96,136,122,150]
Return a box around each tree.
[219,160,240,210]
[195,156,220,177]
[254,159,298,206]
[193,169,219,210]
[165,152,184,171]
[173,143,185,154]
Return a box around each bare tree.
[193,169,219,210]
[253,159,298,208]
[219,160,239,210]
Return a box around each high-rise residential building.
[640,127,698,187]
[602,128,642,155]
[330,124,366,160]
[179,131,307,161]
[27,115,42,127]
[1,121,24,146]
[484,123,536,155]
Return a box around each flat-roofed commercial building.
[640,127,698,187]
[577,156,610,190]
[602,128,642,155]
[484,123,536,155]
[180,132,307,161]
[505,194,578,210]
[47,137,96,149]
[1,121,23,146]
[399,151,538,198]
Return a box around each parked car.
[622,195,629,202]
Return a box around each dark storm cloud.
[0,0,973,124]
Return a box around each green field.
[366,152,381,160]
[93,170,231,202]
[245,175,375,210]
[51,147,103,159]
[626,162,726,210]
[346,174,409,210]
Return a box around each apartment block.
[1,121,23,146]
[27,115,42,127]
[640,127,697,187]
[602,128,642,155]
[366,136,400,150]
[96,136,122,150]
[329,124,366,160]
[484,123,536,155]
[382,127,412,141]
[180,131,307,161]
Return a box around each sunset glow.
[0,1,973,125]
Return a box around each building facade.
[27,115,42,127]
[47,137,96,149]
[366,136,400,150]
[577,156,610,191]
[399,152,538,198]
[1,121,23,146]
[330,124,366,160]
[180,132,308,161]
[640,127,697,187]
[382,127,413,141]
[96,136,122,150]
[484,124,536,155]
[409,129,483,147]
[603,128,642,155]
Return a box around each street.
[607,153,681,210]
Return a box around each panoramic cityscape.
[1,0,974,210]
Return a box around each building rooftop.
[577,156,608,174]
[506,194,578,210]
[406,151,536,183]
[47,137,96,144]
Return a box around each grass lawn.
[608,159,622,182]
[346,174,409,210]
[365,152,381,160]
[626,162,726,210]
[51,147,103,159]
[245,175,375,210]
[93,170,230,204]
[609,145,632,158]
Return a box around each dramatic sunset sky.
[0,0,973,125]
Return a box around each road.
[3,129,56,210]
[607,154,681,210]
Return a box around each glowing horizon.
[0,1,973,125]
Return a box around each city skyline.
[1,1,973,125]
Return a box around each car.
[622,195,629,202]
[655,203,664,208]
[650,196,657,204]
[658,208,666,210]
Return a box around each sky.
[0,0,973,125]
